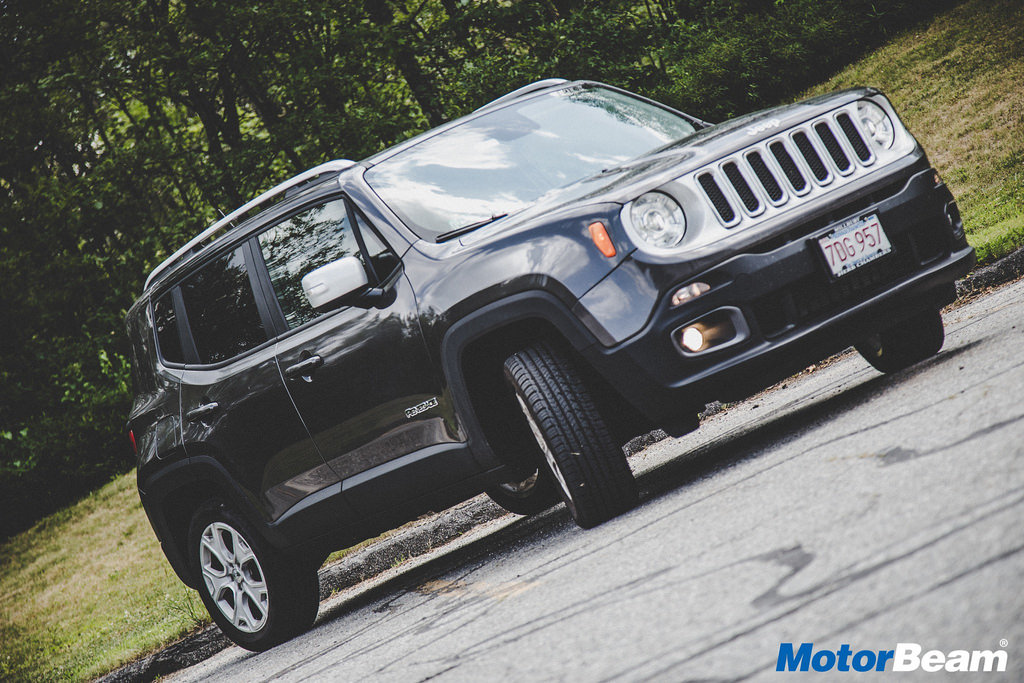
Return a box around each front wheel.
[856,307,945,374]
[188,501,319,651]
[503,343,638,528]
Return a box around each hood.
[459,87,874,246]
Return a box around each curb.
[955,244,1024,298]
[98,242,1024,683]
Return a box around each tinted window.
[127,304,156,394]
[180,245,267,364]
[360,219,400,279]
[257,199,389,329]
[365,85,697,239]
[153,293,184,364]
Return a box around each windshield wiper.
[435,213,509,243]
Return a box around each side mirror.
[301,256,368,310]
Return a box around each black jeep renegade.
[126,79,974,650]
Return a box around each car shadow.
[635,339,981,502]
[310,339,982,630]
[634,373,886,503]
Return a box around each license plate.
[817,213,892,278]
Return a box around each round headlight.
[629,192,686,249]
[856,100,895,149]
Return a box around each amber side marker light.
[588,221,616,257]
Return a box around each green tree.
[0,0,952,537]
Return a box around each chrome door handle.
[284,355,323,379]
[186,402,220,421]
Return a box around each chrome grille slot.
[769,141,807,193]
[746,151,784,203]
[722,161,762,214]
[792,131,830,183]
[814,121,851,173]
[836,113,873,163]
[698,172,737,224]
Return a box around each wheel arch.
[441,292,651,471]
[140,457,277,589]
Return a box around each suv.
[126,79,973,650]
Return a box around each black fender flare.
[139,455,287,588]
[439,290,604,467]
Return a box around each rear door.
[251,196,459,513]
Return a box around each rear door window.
[179,245,268,364]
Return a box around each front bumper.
[581,167,975,425]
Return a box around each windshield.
[364,85,697,240]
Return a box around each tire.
[486,467,561,516]
[855,307,945,374]
[503,343,639,528]
[187,501,319,651]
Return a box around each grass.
[2,2,1022,680]
[0,468,389,682]
[804,0,1024,264]
[0,471,207,681]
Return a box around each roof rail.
[144,159,356,291]
[472,78,569,114]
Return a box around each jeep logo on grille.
[746,118,781,136]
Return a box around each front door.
[251,197,458,514]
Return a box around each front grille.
[698,173,736,223]
[723,162,761,213]
[837,113,872,162]
[747,151,783,202]
[694,104,882,229]
[814,122,851,173]
[770,141,807,192]
[793,131,829,182]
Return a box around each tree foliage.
[0,0,951,537]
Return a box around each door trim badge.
[405,397,439,419]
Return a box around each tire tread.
[504,343,638,527]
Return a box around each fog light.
[680,326,706,352]
[674,307,748,355]
[671,281,710,307]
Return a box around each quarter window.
[179,245,267,364]
[153,293,184,364]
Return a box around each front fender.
[439,291,606,467]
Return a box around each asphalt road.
[170,279,1024,682]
